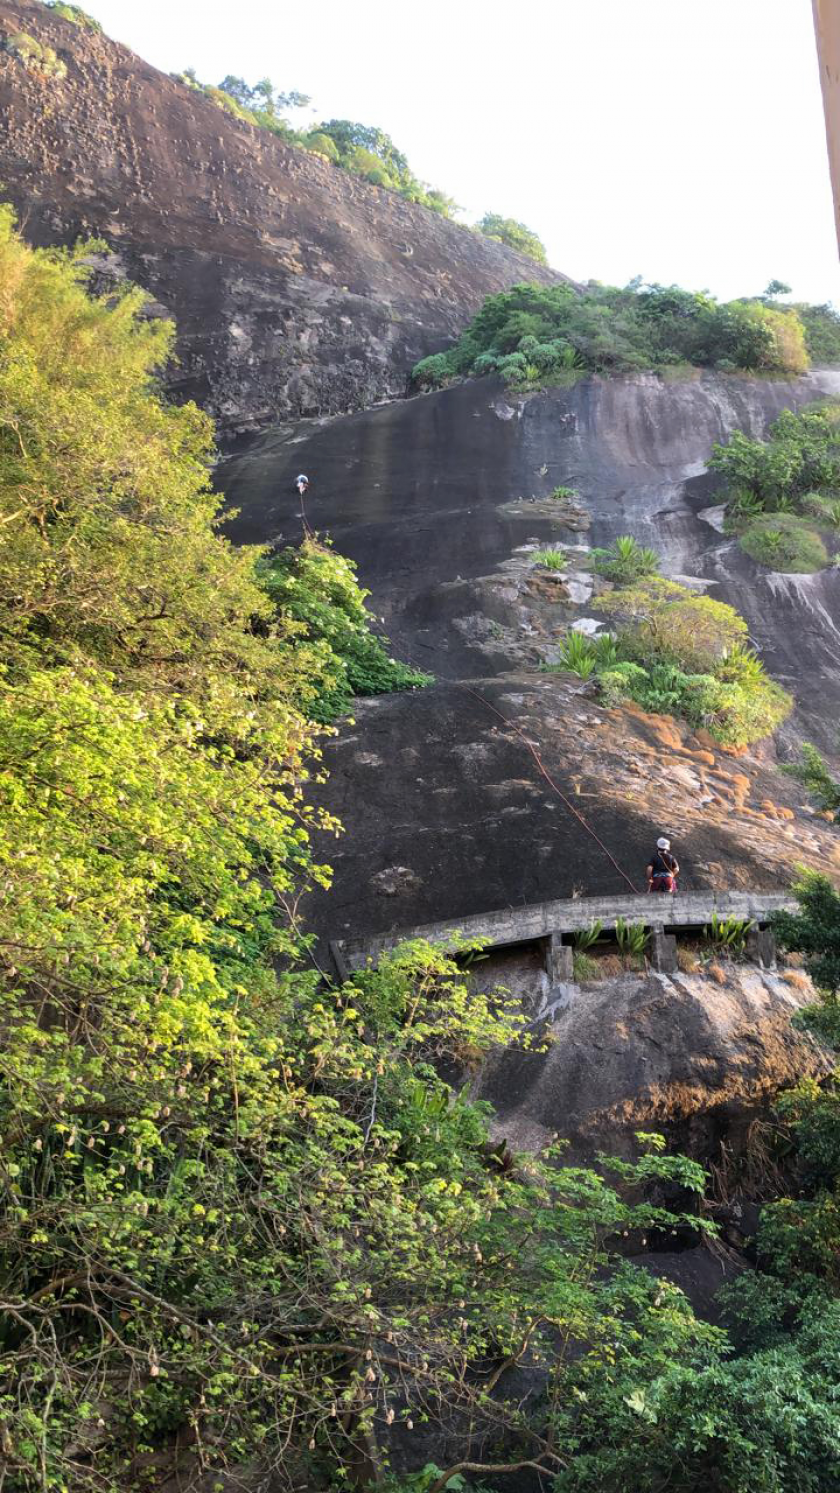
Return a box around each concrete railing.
[330,889,797,981]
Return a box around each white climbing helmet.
[657,837,671,850]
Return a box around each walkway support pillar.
[746,925,776,969]
[544,932,573,985]
[650,926,677,975]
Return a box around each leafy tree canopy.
[412,279,821,391]
[475,212,548,265]
[4,201,840,1493]
[711,402,840,570]
[0,204,722,1493]
[171,72,463,218]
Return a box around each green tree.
[475,213,548,265]
[218,74,310,116]
[316,118,410,178]
[0,203,724,1492]
[772,873,840,995]
[783,742,840,815]
[711,404,840,508]
[411,280,815,391]
[258,537,432,721]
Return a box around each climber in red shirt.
[647,837,679,894]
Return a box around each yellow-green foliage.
[44,1,102,28]
[0,207,723,1490]
[2,28,67,75]
[725,300,809,376]
[593,575,792,746]
[598,576,748,672]
[302,129,341,161]
[739,513,829,573]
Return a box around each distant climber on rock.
[295,474,310,496]
[647,837,679,894]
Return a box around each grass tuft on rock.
[738,513,829,573]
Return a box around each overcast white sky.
[90,0,840,305]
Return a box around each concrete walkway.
[331,888,796,979]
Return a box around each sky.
[89,0,840,306]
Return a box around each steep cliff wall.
[221,370,840,946]
[0,0,565,430]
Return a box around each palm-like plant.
[704,913,753,955]
[574,919,604,952]
[615,917,649,959]
[533,548,567,571]
[591,535,660,584]
[558,631,597,677]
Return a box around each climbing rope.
[287,497,642,900]
[298,488,313,540]
[454,680,643,896]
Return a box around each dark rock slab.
[0,0,564,431]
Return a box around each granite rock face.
[0,0,564,431]
[220,370,840,951]
[472,962,833,1160]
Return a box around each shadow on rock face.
[472,964,833,1163]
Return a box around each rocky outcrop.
[220,369,840,948]
[0,0,564,430]
[472,961,833,1160]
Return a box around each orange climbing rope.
[455,681,643,895]
[289,500,641,897]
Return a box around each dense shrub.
[257,537,433,721]
[475,212,548,264]
[712,404,840,570]
[598,577,748,672]
[796,301,840,366]
[2,28,67,75]
[738,512,829,572]
[411,279,821,391]
[43,0,102,26]
[782,742,840,815]
[302,129,341,162]
[597,658,790,748]
[711,404,840,508]
[412,351,455,389]
[548,571,791,747]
